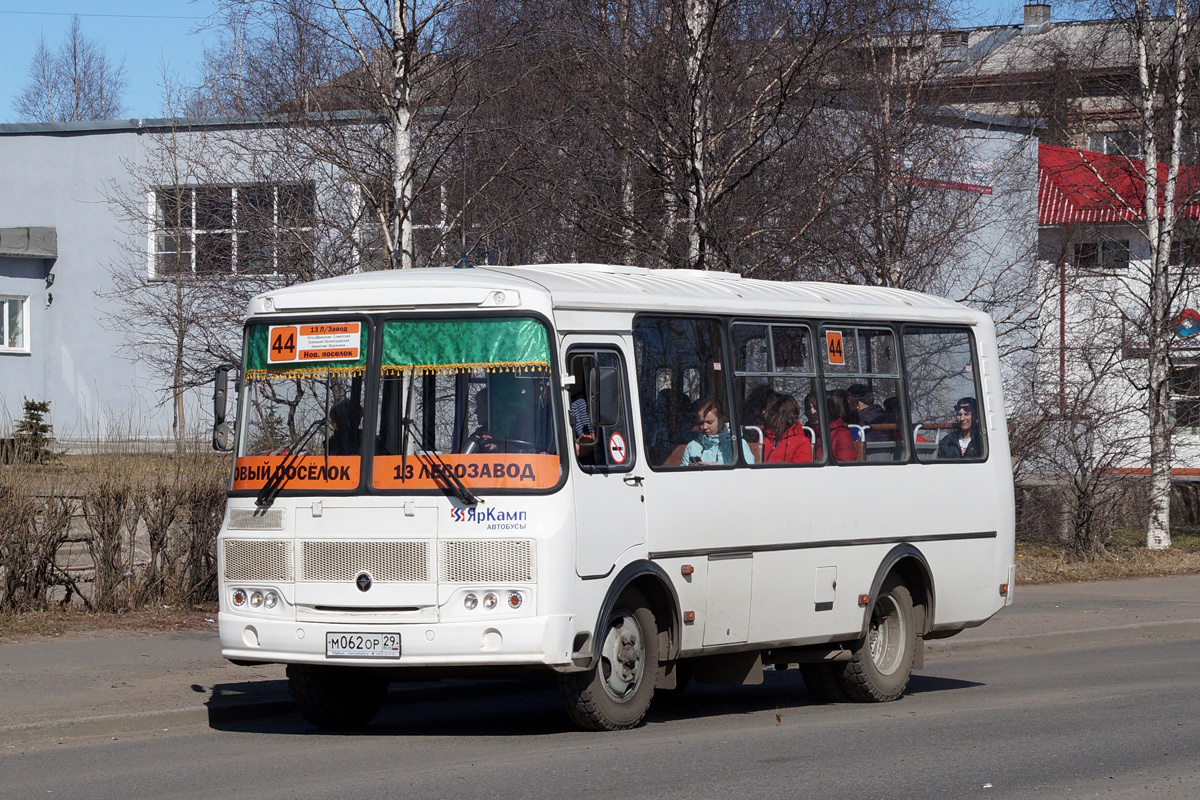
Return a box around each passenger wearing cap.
[847,384,889,442]
[938,397,983,459]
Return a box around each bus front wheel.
[287,664,389,729]
[559,588,659,731]
[840,577,916,702]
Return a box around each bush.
[12,398,58,464]
[0,441,229,612]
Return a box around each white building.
[0,115,1037,450]
[1035,143,1200,477]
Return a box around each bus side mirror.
[591,365,620,427]
[213,363,236,452]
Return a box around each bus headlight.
[483,592,498,610]
[249,591,264,608]
[464,593,479,610]
[263,591,279,609]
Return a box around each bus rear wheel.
[559,588,659,731]
[799,663,850,703]
[287,664,389,729]
[839,578,916,702]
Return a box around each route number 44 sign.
[268,322,361,363]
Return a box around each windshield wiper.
[397,378,479,506]
[407,423,480,506]
[256,417,328,509]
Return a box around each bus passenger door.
[564,342,647,578]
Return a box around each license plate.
[325,632,401,659]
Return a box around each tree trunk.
[619,0,635,266]
[1136,0,1191,549]
[392,1,415,270]
[683,0,710,269]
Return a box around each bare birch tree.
[1059,0,1200,548]
[102,71,223,449]
[197,0,525,271]
[1128,0,1195,548]
[14,17,127,123]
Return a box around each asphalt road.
[3,635,1199,800]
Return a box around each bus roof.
[253,263,983,325]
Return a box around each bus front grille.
[224,540,293,582]
[225,539,535,585]
[301,540,430,583]
[439,540,535,583]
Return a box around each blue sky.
[0,0,1038,123]
[0,0,219,122]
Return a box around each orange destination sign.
[233,456,361,491]
[373,454,560,491]
[268,322,361,364]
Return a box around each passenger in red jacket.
[814,389,857,463]
[761,394,812,464]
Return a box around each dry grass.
[1016,530,1200,584]
[0,603,218,644]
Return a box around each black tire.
[559,588,659,730]
[287,664,389,729]
[839,577,916,702]
[799,663,851,703]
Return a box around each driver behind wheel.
[462,388,500,453]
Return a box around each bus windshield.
[372,316,561,492]
[231,315,562,496]
[234,321,368,494]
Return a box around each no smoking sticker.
[608,432,627,465]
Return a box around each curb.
[925,618,1200,657]
[0,699,294,746]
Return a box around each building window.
[1,295,29,352]
[152,183,315,278]
[1170,239,1199,268]
[1073,239,1130,272]
[1171,364,1200,430]
[357,185,450,270]
[1087,130,1142,158]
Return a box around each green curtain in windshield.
[244,323,368,380]
[381,318,550,376]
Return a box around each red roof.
[1038,144,1200,225]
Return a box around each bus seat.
[664,443,688,467]
[865,441,900,462]
[742,425,763,464]
[853,440,865,461]
[802,426,816,461]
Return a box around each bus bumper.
[219,612,576,668]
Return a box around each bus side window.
[733,322,819,467]
[567,348,635,472]
[820,326,906,464]
[902,326,987,463]
[633,316,729,468]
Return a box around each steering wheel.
[461,436,539,455]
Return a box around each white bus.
[213,263,1015,731]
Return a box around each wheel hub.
[599,614,645,702]
[868,594,906,676]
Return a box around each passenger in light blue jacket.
[682,397,754,465]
